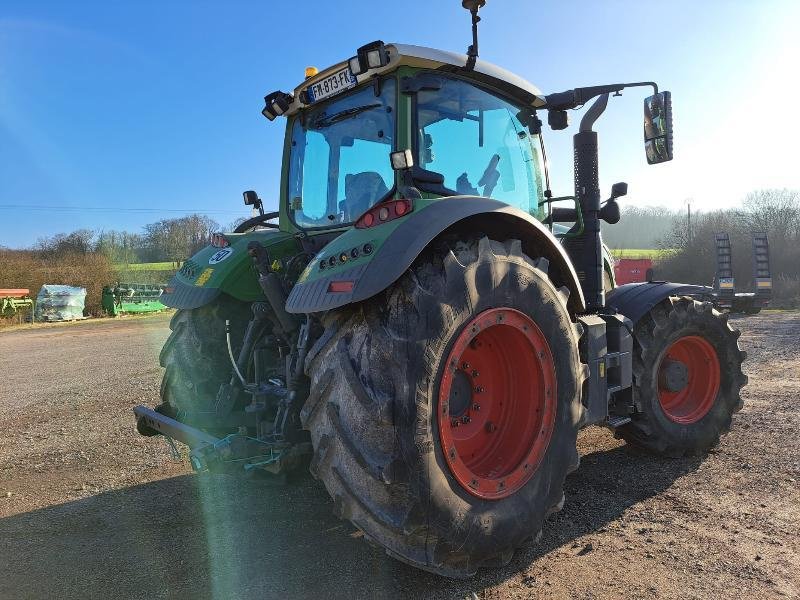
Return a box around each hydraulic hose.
[226,320,247,387]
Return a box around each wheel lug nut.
[461,415,471,424]
[451,419,459,427]
[471,369,479,377]
[473,403,481,411]
[474,386,484,393]
[461,362,470,370]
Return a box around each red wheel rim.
[658,335,720,424]
[438,308,557,500]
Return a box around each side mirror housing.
[610,182,628,199]
[644,91,673,164]
[243,190,259,206]
[548,109,569,131]
[243,190,264,215]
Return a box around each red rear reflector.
[327,280,354,293]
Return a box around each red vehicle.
[614,258,654,285]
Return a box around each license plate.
[307,67,357,103]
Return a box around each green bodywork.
[169,229,301,301]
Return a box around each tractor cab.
[267,42,550,234]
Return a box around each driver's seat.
[341,172,388,220]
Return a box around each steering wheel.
[233,211,280,233]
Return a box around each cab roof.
[285,42,546,117]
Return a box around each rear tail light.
[210,233,229,248]
[355,199,413,229]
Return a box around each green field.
[114,262,179,271]
[610,248,673,259]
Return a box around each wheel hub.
[659,359,689,393]
[438,308,557,500]
[657,335,721,424]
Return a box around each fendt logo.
[208,247,234,265]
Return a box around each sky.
[1,0,799,248]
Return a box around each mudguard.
[606,281,714,325]
[160,229,297,310]
[285,196,587,315]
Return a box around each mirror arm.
[545,81,659,111]
[539,194,575,206]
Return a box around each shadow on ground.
[0,442,701,600]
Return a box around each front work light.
[348,40,389,77]
[262,90,294,121]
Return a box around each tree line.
[33,214,222,265]
[4,189,799,312]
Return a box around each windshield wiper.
[312,103,381,129]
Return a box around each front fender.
[161,229,297,310]
[286,196,586,314]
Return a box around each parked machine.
[101,283,166,316]
[711,232,771,314]
[134,1,746,577]
[614,257,654,285]
[0,289,34,320]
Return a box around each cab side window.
[416,77,544,216]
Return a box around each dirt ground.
[0,311,798,599]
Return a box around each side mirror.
[643,91,673,164]
[243,190,264,215]
[610,181,628,199]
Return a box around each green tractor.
[135,2,746,577]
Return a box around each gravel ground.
[0,311,798,599]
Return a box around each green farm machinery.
[0,289,34,321]
[102,283,167,316]
[134,1,746,577]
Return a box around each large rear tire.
[303,237,586,577]
[158,295,250,418]
[616,297,747,456]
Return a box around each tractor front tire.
[616,297,747,456]
[159,295,249,418]
[303,237,586,577]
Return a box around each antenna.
[462,0,486,70]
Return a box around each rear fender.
[606,281,714,325]
[285,196,586,315]
[161,230,297,310]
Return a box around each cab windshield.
[287,78,396,228]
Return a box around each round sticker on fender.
[209,247,234,264]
